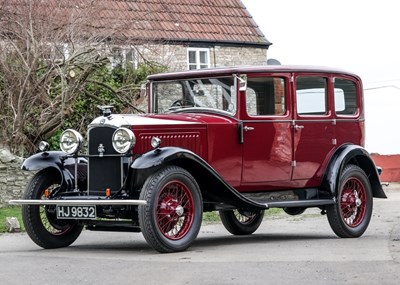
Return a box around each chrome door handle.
[294,125,304,130]
[244,126,255,132]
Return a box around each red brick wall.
[371,154,400,182]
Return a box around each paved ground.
[1,185,399,285]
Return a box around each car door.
[241,75,293,187]
[292,74,335,183]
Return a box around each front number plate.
[56,205,96,220]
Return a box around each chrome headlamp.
[38,141,50,152]
[151,137,162,149]
[112,127,136,154]
[59,129,83,155]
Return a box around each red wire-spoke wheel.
[219,209,264,235]
[327,165,373,238]
[339,177,367,227]
[156,180,195,240]
[139,166,203,253]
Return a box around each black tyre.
[22,169,83,249]
[138,166,203,253]
[219,209,264,235]
[326,165,373,238]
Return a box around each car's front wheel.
[139,166,203,253]
[326,165,373,238]
[22,169,83,249]
[219,209,264,235]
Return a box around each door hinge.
[292,160,297,167]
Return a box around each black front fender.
[130,147,209,188]
[322,144,386,198]
[130,147,265,210]
[22,151,85,191]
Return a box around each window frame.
[187,47,210,70]
[333,77,360,117]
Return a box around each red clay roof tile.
[1,0,270,46]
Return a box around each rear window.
[334,78,358,115]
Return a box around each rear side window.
[334,78,358,115]
[296,77,328,115]
[246,77,286,116]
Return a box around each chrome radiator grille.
[88,126,122,196]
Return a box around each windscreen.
[152,76,236,114]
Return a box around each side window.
[334,78,358,115]
[246,77,286,116]
[296,76,328,115]
[187,48,210,70]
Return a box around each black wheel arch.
[130,147,265,211]
[321,144,386,199]
[21,151,87,192]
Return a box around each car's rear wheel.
[139,166,203,253]
[22,169,83,249]
[219,209,264,235]
[326,165,373,238]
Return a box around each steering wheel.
[170,99,195,108]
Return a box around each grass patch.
[0,206,24,233]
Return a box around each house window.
[187,48,210,70]
[110,47,138,69]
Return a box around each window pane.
[246,77,286,116]
[334,78,357,115]
[296,77,327,115]
[155,83,184,113]
[199,51,207,64]
[188,51,196,64]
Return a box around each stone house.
[1,0,270,71]
[89,0,272,70]
[0,0,271,71]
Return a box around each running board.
[241,188,336,209]
[8,199,147,206]
[265,199,335,208]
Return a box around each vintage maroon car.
[11,66,386,253]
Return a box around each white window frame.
[187,47,210,70]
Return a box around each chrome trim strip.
[9,199,147,206]
[242,118,363,124]
[242,119,293,123]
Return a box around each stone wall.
[212,46,268,67]
[0,148,32,207]
[134,43,268,70]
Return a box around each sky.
[242,0,400,154]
